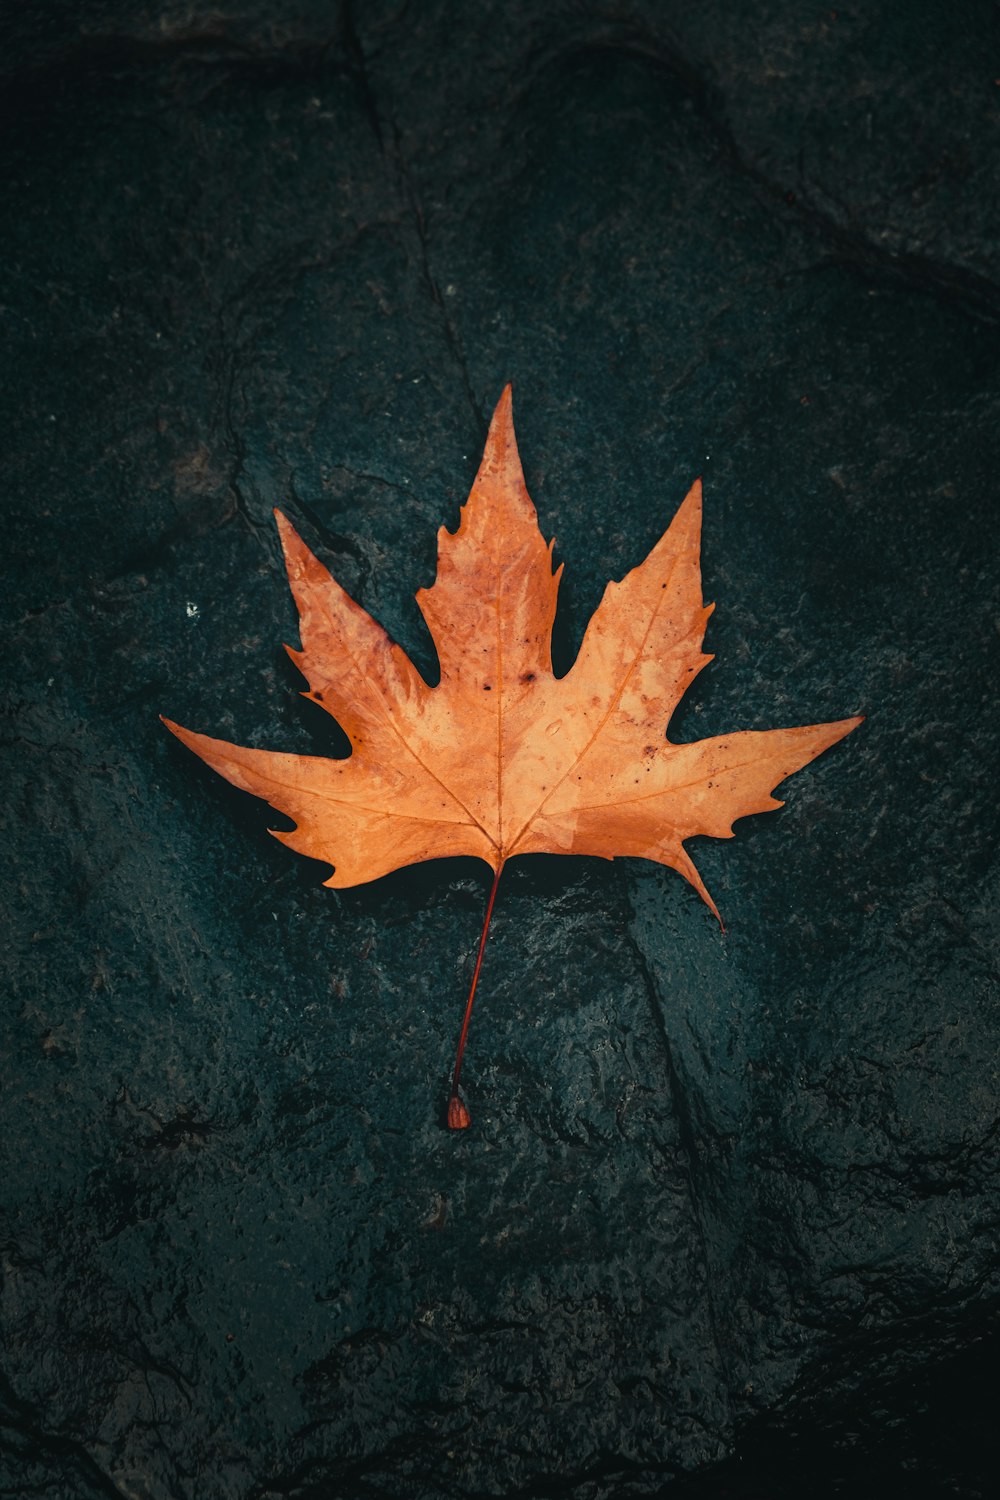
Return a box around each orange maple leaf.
[164,386,860,1126]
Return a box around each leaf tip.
[830,714,865,745]
[273,508,299,552]
[487,383,515,444]
[682,475,703,520]
[706,891,725,930]
[273,508,297,546]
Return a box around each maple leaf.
[163,386,861,1127]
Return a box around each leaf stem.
[448,861,505,1129]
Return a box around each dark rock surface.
[2,3,999,1496]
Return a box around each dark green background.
[2,3,999,1496]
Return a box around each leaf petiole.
[447,860,505,1129]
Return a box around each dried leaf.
[164,386,860,1124]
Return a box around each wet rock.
[2,3,998,1497]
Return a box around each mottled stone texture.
[2,3,998,1497]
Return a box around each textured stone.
[2,3,998,1497]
